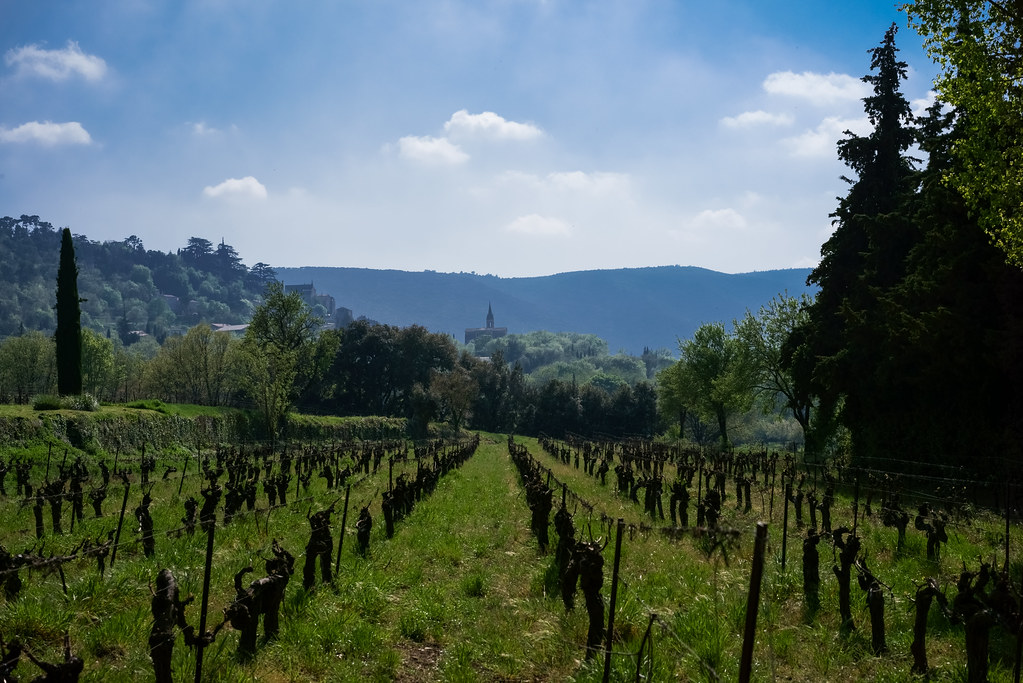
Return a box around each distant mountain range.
[276,266,815,355]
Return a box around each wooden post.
[781,483,790,570]
[109,481,131,568]
[1002,482,1010,572]
[194,521,216,683]
[602,518,626,683]
[178,455,188,496]
[739,522,769,683]
[335,484,352,575]
[853,478,860,535]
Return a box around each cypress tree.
[55,227,83,395]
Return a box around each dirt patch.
[393,641,443,682]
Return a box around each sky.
[0,0,938,278]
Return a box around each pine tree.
[55,227,83,396]
[786,25,918,462]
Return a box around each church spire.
[486,303,495,329]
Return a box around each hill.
[276,265,815,354]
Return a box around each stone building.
[464,304,508,345]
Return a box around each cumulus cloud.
[498,170,630,196]
[192,122,220,136]
[0,121,92,146]
[397,135,469,164]
[505,214,572,236]
[444,110,543,141]
[202,176,267,200]
[5,41,107,82]
[690,208,747,232]
[782,116,869,158]
[764,71,870,105]
[720,110,793,128]
[912,90,939,118]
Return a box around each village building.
[464,304,507,345]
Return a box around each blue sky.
[1,0,936,277]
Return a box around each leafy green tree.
[430,365,478,431]
[55,227,83,395]
[241,282,321,442]
[736,293,836,456]
[907,0,1023,265]
[659,322,752,449]
[0,330,55,403]
[146,324,240,405]
[81,328,115,400]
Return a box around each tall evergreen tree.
[785,25,918,463]
[55,227,83,395]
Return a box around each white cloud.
[192,122,220,136]
[912,90,938,118]
[720,110,793,128]
[4,41,107,82]
[397,135,469,164]
[690,208,747,232]
[763,71,870,105]
[0,121,92,146]
[505,214,572,236]
[547,171,629,194]
[202,176,267,200]
[444,109,543,141]
[783,116,869,158]
[498,170,630,196]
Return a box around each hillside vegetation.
[0,215,275,342]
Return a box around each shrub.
[63,393,100,412]
[32,395,63,410]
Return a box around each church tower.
[465,303,508,345]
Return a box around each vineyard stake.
[739,522,769,683]
[602,518,625,683]
[45,442,52,481]
[781,483,790,570]
[109,480,131,568]
[852,478,860,535]
[178,454,188,496]
[334,484,351,575]
[194,520,216,683]
[1005,481,1011,573]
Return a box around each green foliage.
[31,394,63,410]
[0,216,274,340]
[241,282,322,443]
[55,227,83,396]
[784,26,1023,473]
[658,322,753,448]
[907,0,1023,266]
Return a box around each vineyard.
[0,427,1021,682]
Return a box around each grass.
[0,431,1020,681]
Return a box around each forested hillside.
[278,265,815,355]
[0,215,277,342]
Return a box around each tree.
[659,322,752,449]
[55,227,83,395]
[430,365,478,431]
[81,328,115,400]
[785,25,918,463]
[907,0,1023,265]
[736,293,836,456]
[0,331,55,403]
[146,324,239,405]
[241,282,321,442]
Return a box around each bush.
[62,393,100,412]
[32,395,63,410]
[33,393,100,412]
